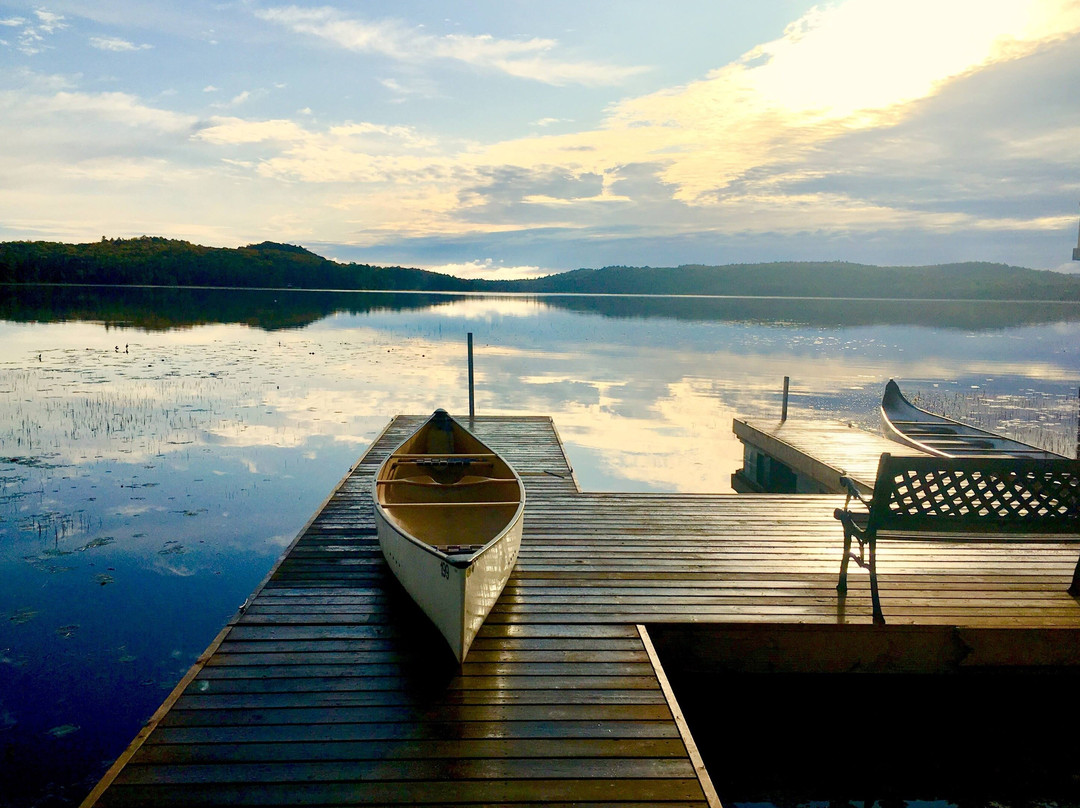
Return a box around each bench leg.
[836,526,853,594]
[868,537,885,625]
[1070,553,1080,597]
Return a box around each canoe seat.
[438,543,485,555]
[382,502,521,546]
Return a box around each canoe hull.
[374,504,522,662]
[373,412,525,663]
[880,379,1062,459]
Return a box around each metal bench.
[834,453,1080,623]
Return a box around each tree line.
[3,236,1079,301]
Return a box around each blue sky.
[3,0,1080,278]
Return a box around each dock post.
[468,332,475,421]
[1073,202,1080,261]
[781,376,790,422]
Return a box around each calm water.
[1,286,1079,806]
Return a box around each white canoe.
[880,379,1063,459]
[373,410,525,663]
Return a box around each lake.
[1,285,1079,806]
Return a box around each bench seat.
[834,453,1080,623]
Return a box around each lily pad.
[8,608,38,625]
[45,724,80,738]
[78,537,114,552]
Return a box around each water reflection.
[5,283,1080,331]
[0,286,1078,805]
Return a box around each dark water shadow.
[669,668,1080,804]
[0,285,452,332]
[651,624,1080,804]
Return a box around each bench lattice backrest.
[868,454,1080,535]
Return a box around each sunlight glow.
[421,260,552,281]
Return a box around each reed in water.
[910,387,1079,458]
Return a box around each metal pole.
[467,333,475,420]
[781,376,790,422]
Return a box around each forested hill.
[510,261,1080,300]
[3,237,1080,301]
[0,237,476,291]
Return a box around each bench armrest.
[838,474,872,510]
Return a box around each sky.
[3,0,1080,279]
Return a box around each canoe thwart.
[379,501,523,508]
[377,475,517,487]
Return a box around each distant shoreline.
[4,281,1080,305]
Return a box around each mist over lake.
[1,285,1079,806]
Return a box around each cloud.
[378,76,438,100]
[2,90,196,134]
[33,9,65,33]
[2,66,77,92]
[194,116,309,144]
[716,34,1080,233]
[4,8,67,54]
[591,0,1080,207]
[207,88,273,109]
[256,6,647,86]
[196,118,450,183]
[89,36,152,52]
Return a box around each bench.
[834,453,1080,624]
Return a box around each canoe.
[374,410,525,663]
[880,379,1063,459]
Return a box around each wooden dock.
[732,416,926,494]
[84,416,1080,807]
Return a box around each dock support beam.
[781,376,790,422]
